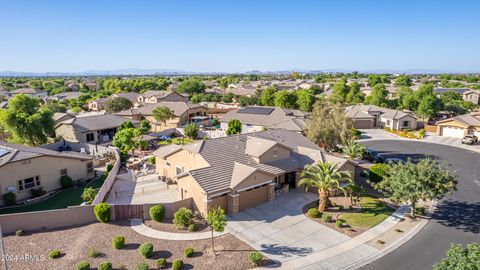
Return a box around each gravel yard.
[2,221,264,270]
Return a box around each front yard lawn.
[0,175,106,215]
[158,138,195,145]
[339,196,394,228]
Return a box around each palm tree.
[340,141,365,160]
[152,106,175,127]
[344,183,365,206]
[299,161,352,212]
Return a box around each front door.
[285,172,296,189]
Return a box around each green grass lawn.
[339,196,394,228]
[158,138,195,145]
[0,175,106,215]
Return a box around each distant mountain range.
[0,68,477,77]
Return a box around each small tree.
[81,187,98,205]
[112,128,142,156]
[152,106,175,126]
[340,141,365,160]
[94,203,111,223]
[104,97,132,113]
[184,123,198,139]
[375,158,457,218]
[207,206,227,255]
[139,120,151,134]
[433,243,480,270]
[226,119,242,135]
[298,161,351,212]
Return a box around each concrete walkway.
[130,219,227,240]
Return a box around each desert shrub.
[338,205,344,211]
[94,203,111,223]
[60,175,73,188]
[322,213,332,223]
[137,262,149,270]
[172,259,184,270]
[156,258,167,268]
[149,204,166,222]
[188,223,197,232]
[3,192,16,206]
[76,261,90,270]
[184,247,194,258]
[369,163,390,183]
[88,249,102,258]
[418,129,425,139]
[138,242,154,258]
[106,163,114,172]
[98,262,112,270]
[48,250,61,259]
[15,229,25,236]
[30,187,46,198]
[415,206,427,216]
[148,156,156,164]
[248,251,263,266]
[173,207,194,229]
[336,219,344,228]
[111,236,125,249]
[307,208,321,218]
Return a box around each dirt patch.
[2,221,272,270]
[145,218,210,233]
[367,215,426,249]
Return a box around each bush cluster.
[94,203,111,223]
[138,242,154,258]
[173,207,194,229]
[149,204,166,222]
[172,259,184,270]
[248,251,263,266]
[307,208,321,218]
[112,236,125,249]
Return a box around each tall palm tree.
[340,141,365,160]
[299,161,352,212]
[152,106,175,127]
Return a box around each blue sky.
[1,0,479,73]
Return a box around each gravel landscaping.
[3,221,267,270]
[144,218,210,233]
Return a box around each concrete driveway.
[227,190,377,266]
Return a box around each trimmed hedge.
[112,236,125,249]
[369,163,390,183]
[149,204,166,222]
[184,247,194,258]
[138,242,153,258]
[60,175,73,189]
[172,259,184,270]
[173,207,193,229]
[307,208,321,218]
[322,213,332,223]
[94,203,111,223]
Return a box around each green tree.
[299,161,351,212]
[152,106,175,126]
[183,123,198,139]
[176,79,206,94]
[340,141,365,160]
[365,84,388,107]
[375,158,456,218]
[81,187,98,205]
[344,183,365,206]
[274,90,297,108]
[433,243,480,270]
[103,97,132,113]
[260,86,276,106]
[417,95,442,119]
[305,101,353,152]
[0,94,54,146]
[394,75,412,87]
[226,119,242,135]
[139,120,151,134]
[345,82,365,104]
[295,89,315,111]
[397,86,417,110]
[112,128,142,156]
[207,206,227,255]
[329,81,349,103]
[119,121,135,131]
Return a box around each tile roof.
[115,102,206,117]
[10,88,45,94]
[59,114,139,132]
[437,112,480,127]
[345,105,416,120]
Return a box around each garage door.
[441,126,465,138]
[239,185,268,211]
[353,120,373,129]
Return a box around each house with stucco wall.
[345,105,417,130]
[153,129,355,215]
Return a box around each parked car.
[461,135,478,145]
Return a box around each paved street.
[359,140,480,270]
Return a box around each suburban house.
[111,92,141,105]
[45,91,83,102]
[137,90,189,104]
[0,141,94,204]
[345,105,417,130]
[436,112,480,138]
[87,98,109,111]
[434,88,480,105]
[219,106,309,133]
[9,88,48,99]
[55,114,140,143]
[115,102,208,132]
[153,129,355,215]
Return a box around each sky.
[1,0,479,73]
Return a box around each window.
[175,166,184,175]
[60,168,68,176]
[86,133,94,142]
[86,162,94,174]
[18,176,40,191]
[403,121,409,127]
[386,120,391,125]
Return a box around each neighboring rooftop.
[58,114,139,131]
[116,101,206,117]
[345,105,416,120]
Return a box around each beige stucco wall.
[176,174,208,214]
[258,145,291,163]
[155,149,209,179]
[55,124,99,144]
[233,170,274,191]
[0,156,94,203]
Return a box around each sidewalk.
[130,219,227,240]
